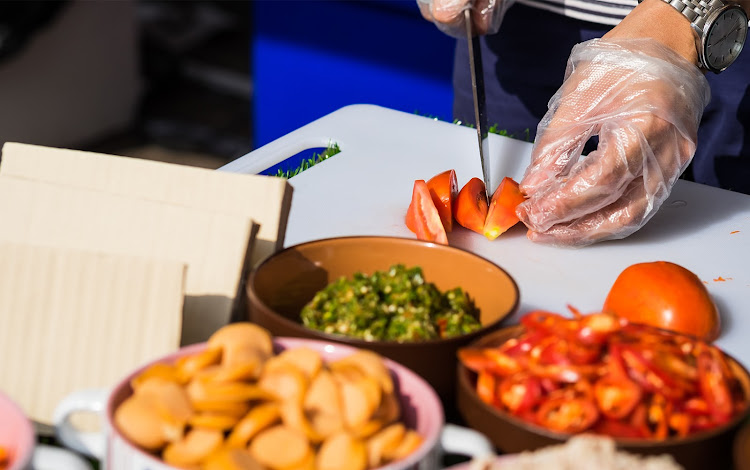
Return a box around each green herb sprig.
[274,142,341,179]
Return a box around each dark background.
[0,0,455,172]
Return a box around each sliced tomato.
[483,177,525,240]
[498,374,542,415]
[453,177,488,234]
[535,396,599,433]
[405,179,448,244]
[426,169,458,232]
[594,374,642,419]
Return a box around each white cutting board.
[222,104,750,365]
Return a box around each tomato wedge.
[483,177,525,240]
[405,179,448,244]
[453,177,488,234]
[535,396,599,433]
[427,169,458,232]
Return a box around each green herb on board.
[275,142,341,179]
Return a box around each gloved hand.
[416,0,510,37]
[515,38,711,247]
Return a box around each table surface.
[222,104,750,367]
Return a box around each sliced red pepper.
[500,330,546,357]
[529,362,601,384]
[476,370,497,406]
[458,348,522,377]
[697,347,734,424]
[547,339,602,366]
[576,312,623,345]
[646,394,671,439]
[652,350,699,383]
[683,397,711,416]
[535,337,571,366]
[629,402,651,438]
[498,374,542,415]
[520,311,572,336]
[619,345,693,400]
[593,419,648,439]
[483,176,525,240]
[405,179,448,244]
[535,396,599,434]
[594,374,642,419]
[668,411,691,437]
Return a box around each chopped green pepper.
[300,264,481,342]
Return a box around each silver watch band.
[655,0,725,35]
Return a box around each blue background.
[251,0,456,149]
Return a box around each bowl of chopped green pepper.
[245,236,520,414]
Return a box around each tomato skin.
[603,261,721,342]
[453,177,488,234]
[483,177,525,240]
[426,169,458,232]
[535,396,599,434]
[404,179,448,244]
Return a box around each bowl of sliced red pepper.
[456,309,750,470]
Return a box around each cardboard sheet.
[0,243,186,425]
[0,175,258,344]
[0,142,292,266]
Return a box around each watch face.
[705,7,748,72]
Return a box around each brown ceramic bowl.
[245,236,520,416]
[735,418,750,470]
[457,326,750,470]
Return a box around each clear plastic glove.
[515,38,711,247]
[417,0,510,37]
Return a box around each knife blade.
[465,8,492,203]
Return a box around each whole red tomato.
[603,261,720,342]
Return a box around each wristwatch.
[641,0,749,73]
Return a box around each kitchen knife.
[465,8,492,202]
